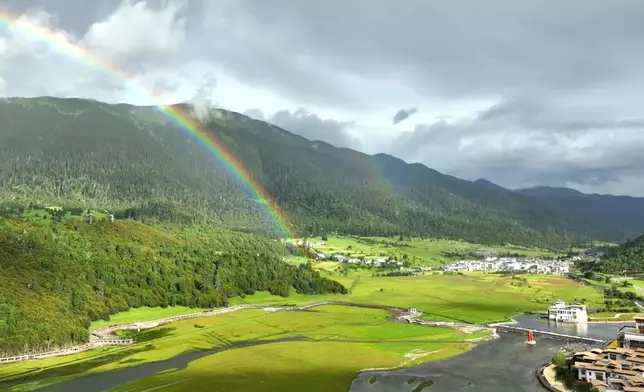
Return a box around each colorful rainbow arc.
[0,10,294,239]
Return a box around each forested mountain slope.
[517,186,644,241]
[0,218,346,356]
[0,96,630,246]
[595,234,644,274]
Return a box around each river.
[7,315,633,392]
[350,315,633,392]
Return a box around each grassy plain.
[347,273,601,323]
[1,306,483,392]
[303,236,556,267]
[0,235,594,392]
[0,273,597,391]
[590,312,637,321]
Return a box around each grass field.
[590,312,636,321]
[346,273,601,323]
[93,272,602,329]
[1,305,486,392]
[302,236,556,267]
[0,268,602,392]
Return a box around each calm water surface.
[349,315,631,392]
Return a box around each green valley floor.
[0,273,601,392]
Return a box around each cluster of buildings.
[325,254,404,267]
[443,256,571,275]
[289,240,405,267]
[567,316,644,391]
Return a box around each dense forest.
[0,217,346,356]
[595,235,644,274]
[0,97,635,248]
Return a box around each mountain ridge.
[0,96,641,246]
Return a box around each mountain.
[517,186,644,241]
[474,178,507,191]
[595,234,644,274]
[0,96,631,247]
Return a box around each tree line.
[0,218,346,356]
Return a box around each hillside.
[0,96,628,247]
[594,234,644,274]
[517,186,644,241]
[0,218,346,356]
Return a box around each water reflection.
[514,314,632,342]
[351,316,633,392]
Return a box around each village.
[291,240,406,267]
[290,240,573,275]
[443,256,572,275]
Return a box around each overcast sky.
[2,1,644,196]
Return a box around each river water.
[350,315,633,392]
[10,315,633,392]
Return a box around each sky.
[1,1,644,196]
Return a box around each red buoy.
[526,330,536,346]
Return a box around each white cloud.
[81,0,186,67]
[0,1,192,103]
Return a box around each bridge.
[489,324,607,345]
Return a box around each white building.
[618,316,644,350]
[548,300,588,323]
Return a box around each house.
[572,345,644,391]
[548,300,588,323]
[618,317,644,350]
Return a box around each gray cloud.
[389,98,644,195]
[243,108,265,122]
[392,107,418,125]
[246,108,361,149]
[200,1,644,107]
[4,0,644,195]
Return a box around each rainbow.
[0,10,295,238]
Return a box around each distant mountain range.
[516,186,644,241]
[1,96,643,247]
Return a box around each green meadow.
[303,236,556,267]
[1,305,485,392]
[0,234,600,392]
[86,273,599,328]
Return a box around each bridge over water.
[488,323,607,345]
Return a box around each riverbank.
[538,364,570,392]
[352,332,566,392]
[588,319,636,324]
